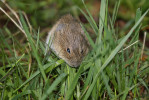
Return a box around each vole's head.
[52,15,90,67]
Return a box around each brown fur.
[46,14,90,67]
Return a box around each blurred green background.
[0,0,149,45]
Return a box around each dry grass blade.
[141,32,147,60]
[2,1,23,28]
[22,11,33,34]
[0,7,26,37]
[118,40,139,53]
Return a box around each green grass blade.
[12,90,32,100]
[82,0,98,33]
[78,7,98,35]
[65,62,92,100]
[0,31,14,55]
[83,9,149,100]
[112,0,121,25]
[41,73,67,100]
[102,72,114,98]
[80,24,95,48]
[36,28,40,51]
[98,0,106,44]
[135,8,142,23]
[13,59,64,93]
[122,87,129,100]
[19,12,47,82]
[138,78,149,92]
[0,54,25,82]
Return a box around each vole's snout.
[68,61,81,68]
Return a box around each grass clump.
[0,0,149,100]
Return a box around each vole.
[45,14,90,67]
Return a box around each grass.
[0,0,149,100]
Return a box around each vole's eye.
[67,48,70,53]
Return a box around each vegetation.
[0,0,149,99]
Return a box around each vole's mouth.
[67,62,81,68]
[71,64,79,68]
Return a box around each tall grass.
[0,0,149,100]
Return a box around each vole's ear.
[55,23,65,32]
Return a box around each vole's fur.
[46,14,90,67]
